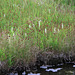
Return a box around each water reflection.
[8,64,75,75]
[46,68,62,72]
[22,71,26,75]
[39,64,75,75]
[73,65,75,67]
[28,72,40,75]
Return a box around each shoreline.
[0,50,75,74]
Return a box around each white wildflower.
[58,29,60,33]
[4,14,5,17]
[54,27,56,33]
[11,27,13,32]
[25,33,27,37]
[29,25,31,28]
[62,23,63,29]
[38,3,40,5]
[39,20,41,29]
[45,28,47,33]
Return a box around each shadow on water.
[8,64,75,75]
[38,64,75,75]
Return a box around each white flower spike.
[58,29,60,33]
[11,27,13,32]
[4,14,5,17]
[62,23,64,29]
[45,28,47,33]
[39,20,41,29]
[54,27,56,33]
[25,33,27,37]
[29,25,31,28]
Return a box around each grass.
[0,0,75,67]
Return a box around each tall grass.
[0,0,75,66]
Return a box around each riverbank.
[0,0,75,74]
[0,50,75,75]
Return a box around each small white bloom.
[11,27,13,32]
[54,27,56,33]
[45,28,47,33]
[29,25,31,28]
[4,14,5,17]
[25,33,27,37]
[38,3,40,5]
[39,20,41,29]
[58,29,60,33]
[62,23,64,29]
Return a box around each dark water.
[9,64,75,75]
[40,66,75,75]
[38,65,75,75]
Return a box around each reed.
[0,0,75,66]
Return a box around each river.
[8,63,75,75]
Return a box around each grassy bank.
[0,0,75,67]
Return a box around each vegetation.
[0,0,75,67]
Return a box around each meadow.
[0,0,75,67]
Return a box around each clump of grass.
[0,0,75,66]
[0,48,6,61]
